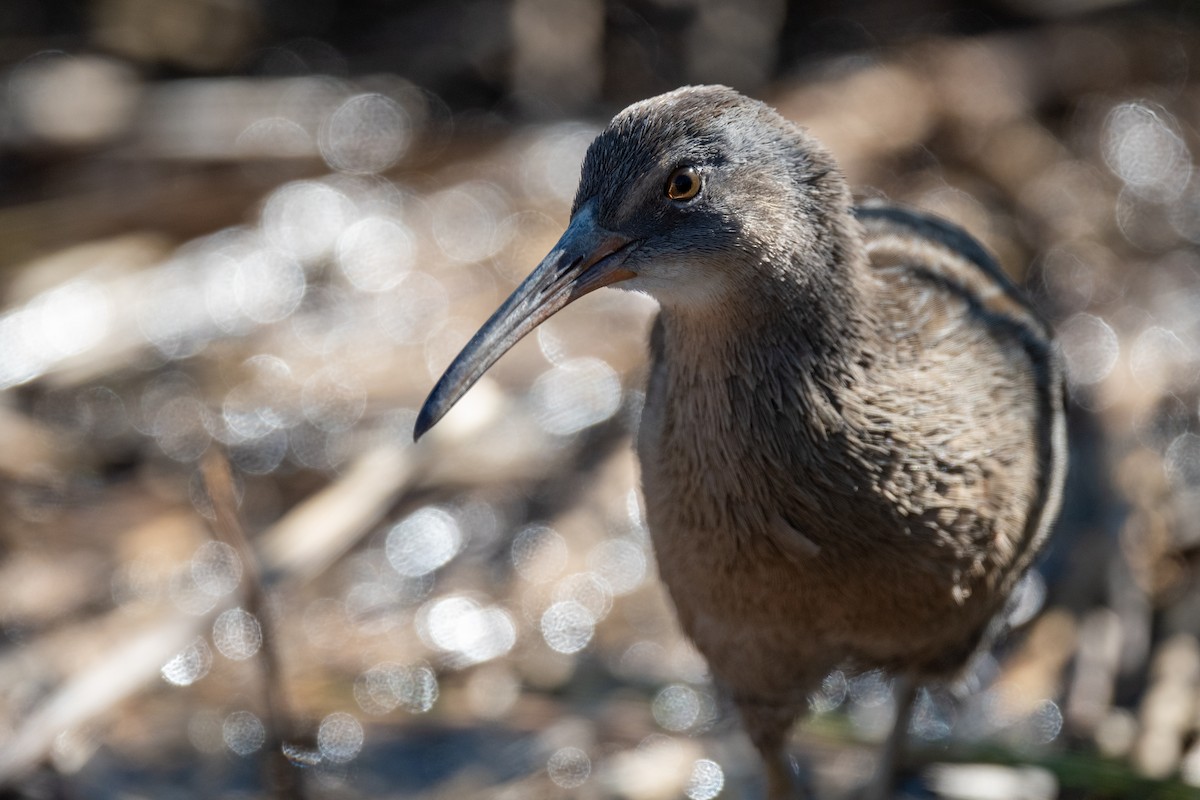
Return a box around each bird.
[414,85,1067,799]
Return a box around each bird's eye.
[665,166,701,201]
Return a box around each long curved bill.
[414,205,637,440]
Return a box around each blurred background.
[2,0,1200,798]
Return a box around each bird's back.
[856,206,1066,587]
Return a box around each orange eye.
[665,166,701,201]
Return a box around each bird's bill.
[414,206,636,440]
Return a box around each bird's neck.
[642,231,880,546]
[655,242,872,394]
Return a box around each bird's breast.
[636,343,848,627]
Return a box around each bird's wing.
[854,204,1050,342]
[852,203,1068,585]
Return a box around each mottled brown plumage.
[416,86,1067,799]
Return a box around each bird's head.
[414,85,853,439]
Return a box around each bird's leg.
[738,700,814,800]
[862,673,919,800]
